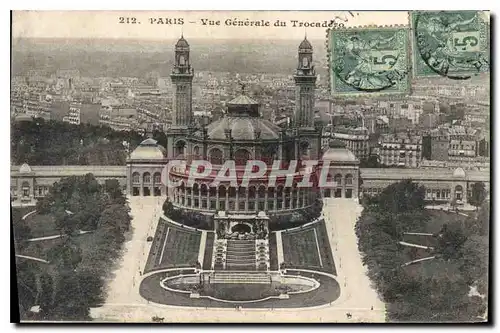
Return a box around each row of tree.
[356,179,489,322]
[11,118,145,165]
[15,175,131,320]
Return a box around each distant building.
[428,127,450,161]
[332,126,370,161]
[378,132,422,168]
[63,102,81,125]
[448,125,479,163]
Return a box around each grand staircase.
[225,240,256,271]
[208,238,272,284]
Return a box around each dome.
[129,138,167,160]
[19,163,32,173]
[206,117,280,141]
[175,35,189,48]
[299,37,313,51]
[452,167,466,178]
[322,147,358,163]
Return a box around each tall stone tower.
[293,37,321,161]
[170,35,194,128]
[293,37,316,128]
[167,35,194,160]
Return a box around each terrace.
[281,220,336,274]
[144,218,202,273]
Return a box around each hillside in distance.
[12,38,328,78]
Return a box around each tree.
[49,271,90,320]
[375,179,426,215]
[47,237,83,271]
[435,224,467,261]
[163,199,174,216]
[15,261,39,317]
[97,204,131,245]
[152,130,168,149]
[104,179,125,203]
[13,217,32,244]
[15,172,132,321]
[360,155,381,168]
[35,196,52,214]
[469,182,487,210]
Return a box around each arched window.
[153,172,161,184]
[258,186,266,199]
[277,186,284,209]
[209,186,217,197]
[302,56,309,68]
[229,187,236,198]
[209,148,223,165]
[334,174,342,186]
[277,186,284,197]
[193,183,199,196]
[132,172,140,184]
[193,146,200,158]
[248,186,256,199]
[179,55,185,66]
[299,141,310,158]
[455,185,463,201]
[22,181,30,197]
[238,186,246,198]
[200,184,208,196]
[143,172,151,184]
[175,140,186,158]
[345,174,353,186]
[218,185,226,198]
[234,149,251,166]
[261,144,277,165]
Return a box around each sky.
[12,11,410,40]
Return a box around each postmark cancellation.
[411,10,490,79]
[327,25,410,97]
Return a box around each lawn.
[422,210,469,234]
[202,232,214,270]
[399,210,471,267]
[17,232,96,263]
[158,226,201,268]
[24,213,60,238]
[268,232,279,270]
[281,220,336,274]
[11,207,34,224]
[402,234,438,248]
[18,237,62,261]
[144,218,202,272]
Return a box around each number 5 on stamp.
[411,11,490,79]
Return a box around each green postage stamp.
[411,11,490,79]
[328,25,410,97]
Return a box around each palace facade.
[125,36,360,219]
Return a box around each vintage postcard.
[11,10,490,323]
